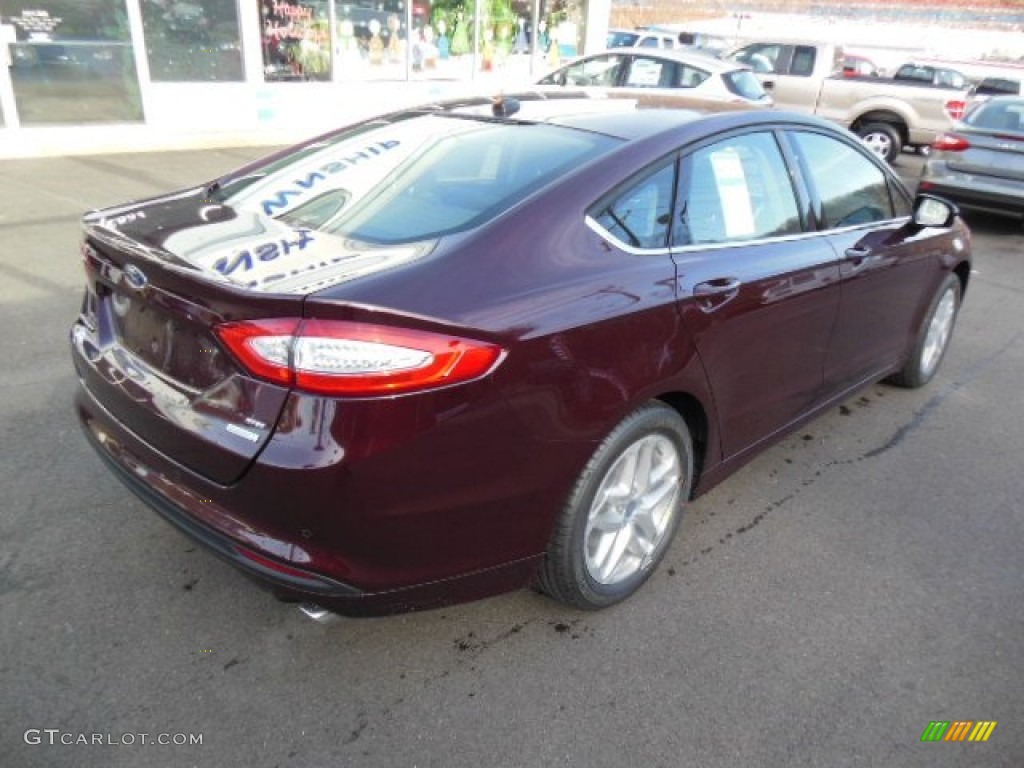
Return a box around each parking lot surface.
[1,149,1021,767]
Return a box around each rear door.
[670,129,840,459]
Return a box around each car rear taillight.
[932,132,971,152]
[215,318,505,396]
[945,100,967,120]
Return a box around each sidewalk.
[0,54,550,160]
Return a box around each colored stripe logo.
[921,721,997,742]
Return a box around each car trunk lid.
[73,208,310,485]
[946,125,1024,183]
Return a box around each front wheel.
[857,122,902,164]
[888,274,961,388]
[538,403,693,610]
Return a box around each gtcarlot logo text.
[24,729,203,746]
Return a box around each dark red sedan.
[71,97,971,617]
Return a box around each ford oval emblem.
[123,264,148,291]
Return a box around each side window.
[554,55,625,87]
[674,132,802,246]
[592,162,677,249]
[790,131,895,228]
[639,36,660,48]
[625,57,673,88]
[790,46,817,76]
[676,65,710,88]
[733,44,782,74]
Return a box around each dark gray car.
[918,95,1024,220]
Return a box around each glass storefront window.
[141,0,243,82]
[1,1,142,124]
[259,0,332,82]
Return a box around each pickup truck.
[728,40,969,162]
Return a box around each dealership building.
[0,0,611,157]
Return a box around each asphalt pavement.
[1,148,1021,768]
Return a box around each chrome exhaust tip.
[298,603,338,624]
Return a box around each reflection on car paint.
[212,229,316,276]
[259,141,401,216]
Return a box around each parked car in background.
[970,76,1023,99]
[894,62,969,89]
[727,40,970,162]
[843,55,879,78]
[71,96,971,618]
[607,27,679,50]
[537,49,772,111]
[644,26,730,57]
[919,95,1024,220]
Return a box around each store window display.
[259,0,331,81]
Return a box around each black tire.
[857,122,902,164]
[887,274,961,388]
[538,402,693,610]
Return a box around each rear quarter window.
[790,46,817,77]
[724,70,767,101]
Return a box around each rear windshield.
[723,70,767,101]
[211,113,621,245]
[966,100,1024,133]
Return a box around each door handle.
[693,277,741,297]
[693,277,741,313]
[845,246,871,260]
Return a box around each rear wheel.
[538,403,693,610]
[888,274,961,388]
[857,122,902,163]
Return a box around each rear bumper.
[73,362,550,616]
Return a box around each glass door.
[1,1,143,124]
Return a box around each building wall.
[0,0,607,157]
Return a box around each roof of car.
[430,94,849,144]
[574,47,746,73]
[430,93,706,141]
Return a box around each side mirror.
[912,194,957,228]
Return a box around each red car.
[71,96,970,618]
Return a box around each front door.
[784,129,933,392]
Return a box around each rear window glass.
[790,46,817,76]
[966,100,1024,133]
[723,70,767,101]
[212,114,621,244]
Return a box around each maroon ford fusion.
[71,98,971,618]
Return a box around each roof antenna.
[492,94,521,118]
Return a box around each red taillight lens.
[932,132,971,152]
[945,100,967,121]
[215,318,505,396]
[215,318,299,386]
